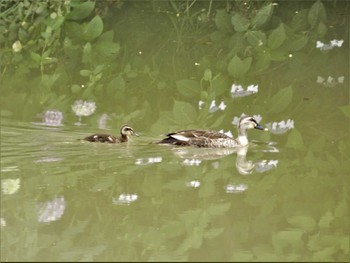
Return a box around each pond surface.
[1,1,349,262]
[1,110,348,261]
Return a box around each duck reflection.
[171,145,278,175]
[172,147,238,161]
[235,146,255,175]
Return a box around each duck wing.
[84,134,117,143]
[157,129,233,147]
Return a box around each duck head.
[238,116,268,131]
[120,125,139,137]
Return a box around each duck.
[83,124,139,143]
[154,116,268,148]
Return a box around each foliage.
[1,120,349,261]
[0,1,349,261]
[1,0,348,131]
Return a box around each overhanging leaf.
[268,23,286,49]
[286,128,304,150]
[84,15,103,41]
[287,34,308,51]
[95,42,120,58]
[268,85,293,113]
[228,55,252,79]
[291,9,309,31]
[176,79,200,98]
[173,101,197,125]
[288,215,316,233]
[308,0,327,28]
[231,13,250,32]
[338,105,350,118]
[211,74,231,96]
[66,1,95,21]
[215,9,232,32]
[245,30,266,47]
[251,3,274,28]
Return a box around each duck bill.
[255,123,268,131]
[132,132,140,137]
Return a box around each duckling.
[84,125,138,143]
[154,116,268,148]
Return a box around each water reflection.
[37,196,66,223]
[1,178,21,195]
[135,156,162,165]
[1,115,348,261]
[172,146,237,160]
[112,193,138,205]
[163,144,278,175]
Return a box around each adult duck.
[154,116,268,148]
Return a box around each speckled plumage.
[154,116,267,148]
[84,125,138,143]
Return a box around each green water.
[1,1,349,262]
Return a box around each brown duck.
[154,116,268,148]
[84,124,138,143]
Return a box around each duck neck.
[119,134,128,142]
[237,126,248,146]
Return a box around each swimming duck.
[154,116,268,148]
[84,125,138,143]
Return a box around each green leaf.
[338,105,350,118]
[42,56,58,65]
[80,69,91,76]
[95,41,120,58]
[291,9,309,31]
[288,215,316,233]
[66,1,95,21]
[227,55,252,79]
[231,13,250,32]
[215,9,232,32]
[287,34,308,51]
[269,50,287,61]
[268,23,286,50]
[252,52,271,73]
[286,128,304,150]
[161,221,185,238]
[231,251,254,261]
[203,69,212,81]
[308,0,327,28]
[203,228,224,239]
[173,101,197,125]
[207,202,231,216]
[71,84,81,93]
[97,30,114,42]
[41,73,60,88]
[209,114,225,128]
[107,76,125,97]
[30,52,41,65]
[84,15,103,41]
[211,74,230,96]
[91,176,114,192]
[318,211,334,229]
[176,79,200,98]
[272,230,303,254]
[245,30,266,47]
[251,3,274,28]
[82,42,92,64]
[334,200,348,218]
[268,85,293,113]
[317,22,327,37]
[64,21,83,40]
[93,65,105,74]
[312,246,336,262]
